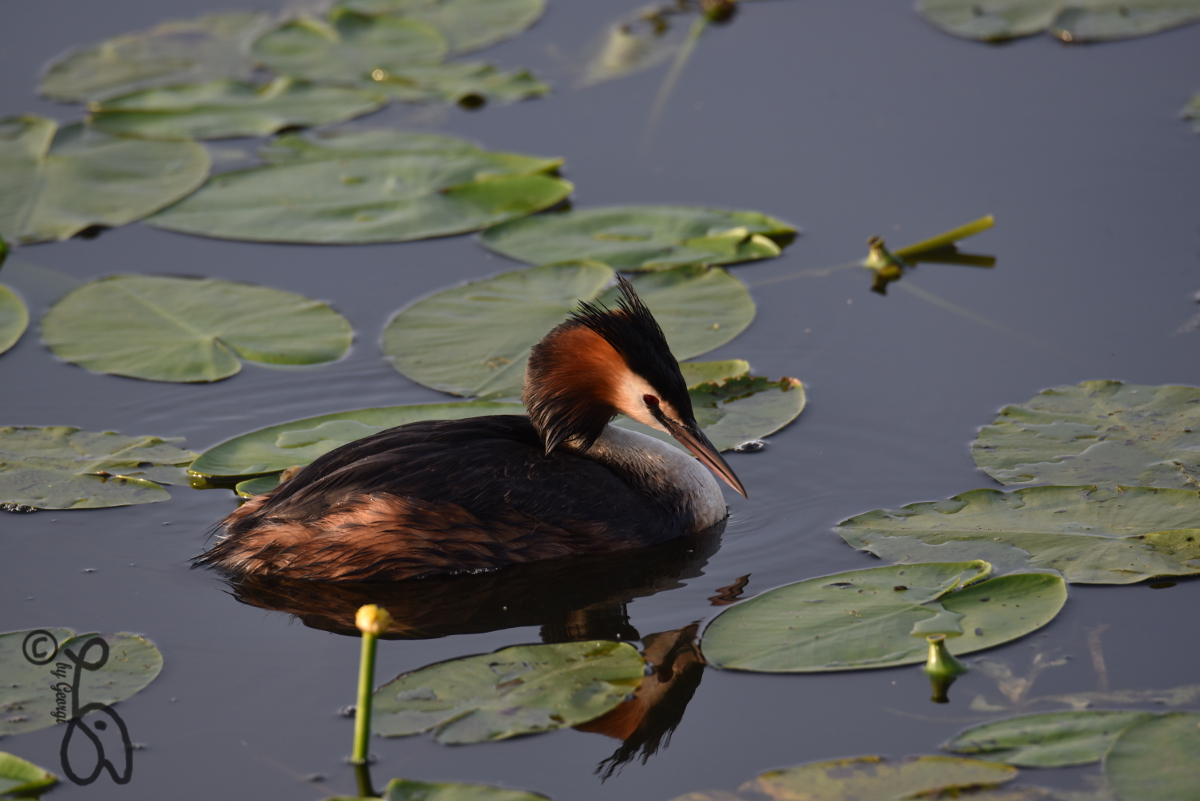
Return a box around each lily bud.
[355,604,393,637]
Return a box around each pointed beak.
[663,419,748,498]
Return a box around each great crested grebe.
[196,277,746,582]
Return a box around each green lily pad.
[333,0,546,55]
[0,753,55,796]
[479,205,797,273]
[678,359,750,387]
[42,275,353,383]
[146,127,571,243]
[836,485,1200,585]
[0,116,209,245]
[366,62,548,105]
[39,12,271,102]
[0,628,163,736]
[373,640,644,743]
[917,0,1200,42]
[0,426,196,510]
[252,10,447,84]
[188,401,522,479]
[700,561,1067,672]
[89,78,385,140]
[973,381,1200,489]
[382,262,755,399]
[945,711,1154,767]
[670,755,1018,801]
[1105,712,1200,801]
[235,474,281,498]
[0,285,27,356]
[331,778,550,801]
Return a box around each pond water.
[2,1,1199,799]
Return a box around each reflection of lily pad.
[1105,712,1200,801]
[40,12,270,102]
[42,275,353,383]
[700,561,1066,672]
[974,381,1200,489]
[945,710,1153,767]
[480,205,796,272]
[90,78,385,140]
[373,640,644,743]
[671,755,1018,801]
[188,401,522,478]
[0,116,209,245]
[0,628,164,736]
[333,0,545,54]
[0,285,27,355]
[147,127,570,243]
[383,262,755,399]
[836,485,1200,585]
[917,0,1200,42]
[0,753,55,796]
[366,62,548,105]
[0,427,195,510]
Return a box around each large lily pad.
[39,12,270,102]
[0,116,209,245]
[0,753,55,796]
[0,426,195,510]
[333,0,546,54]
[42,275,353,383]
[0,628,163,736]
[678,359,750,387]
[1105,712,1200,801]
[89,78,385,140]
[0,285,27,355]
[973,381,1200,489]
[372,640,644,743]
[479,205,797,272]
[188,401,522,478]
[671,755,1018,801]
[367,62,548,105]
[700,561,1067,672]
[945,711,1153,767]
[146,128,570,243]
[837,485,1200,585]
[917,0,1200,42]
[382,262,755,399]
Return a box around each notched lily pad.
[42,275,353,383]
[480,205,797,272]
[1105,712,1200,801]
[700,561,1066,672]
[0,284,28,356]
[366,62,549,105]
[0,752,56,796]
[333,0,546,55]
[837,485,1200,585]
[946,710,1154,767]
[973,381,1200,489]
[0,426,195,510]
[917,0,1200,42]
[372,640,644,743]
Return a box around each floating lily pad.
[973,381,1200,489]
[42,275,353,383]
[0,628,163,736]
[0,285,27,355]
[333,0,546,54]
[366,62,548,105]
[329,778,550,801]
[700,561,1067,672]
[1105,712,1200,801]
[0,426,195,510]
[836,485,1200,585]
[40,12,270,102]
[678,359,750,387]
[147,128,570,243]
[372,640,644,743]
[671,755,1018,801]
[382,262,755,399]
[253,11,447,83]
[480,205,797,272]
[0,116,209,245]
[89,78,385,140]
[917,0,1200,42]
[945,711,1154,767]
[0,753,55,796]
[188,401,522,479]
[234,474,281,498]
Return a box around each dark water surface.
[3,1,1199,799]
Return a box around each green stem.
[352,630,377,766]
[643,15,709,146]
[894,215,994,260]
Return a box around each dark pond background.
[3,1,1199,799]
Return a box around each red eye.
[643,394,659,407]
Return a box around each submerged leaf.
[700,561,1066,672]
[973,381,1200,489]
[0,284,27,355]
[0,116,209,245]
[917,0,1200,42]
[0,752,56,796]
[946,710,1153,767]
[1105,712,1200,801]
[373,640,644,743]
[582,7,695,86]
[480,205,796,272]
[334,0,546,54]
[42,275,352,383]
[837,485,1200,584]
[366,62,549,105]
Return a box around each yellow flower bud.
[355,604,393,636]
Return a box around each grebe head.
[523,276,747,497]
